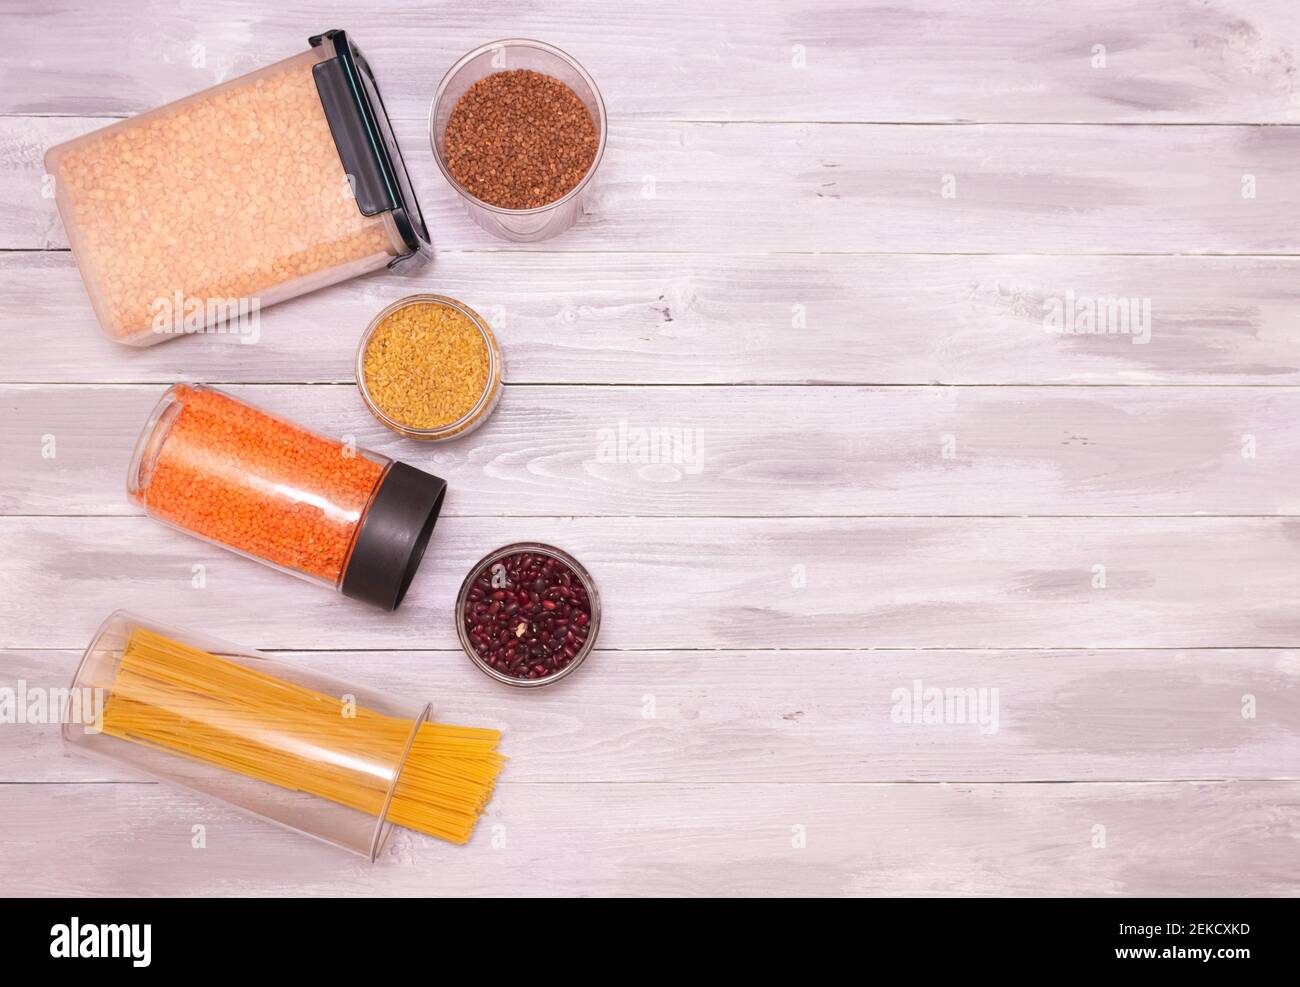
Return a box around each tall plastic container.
[65,611,432,860]
[45,29,431,345]
[430,39,606,242]
[128,384,446,610]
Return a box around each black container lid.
[309,29,433,271]
[341,462,447,611]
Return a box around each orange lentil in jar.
[129,385,386,584]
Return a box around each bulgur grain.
[361,301,492,431]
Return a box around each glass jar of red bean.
[456,543,600,687]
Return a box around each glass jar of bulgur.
[356,294,504,441]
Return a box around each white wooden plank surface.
[8,252,1300,386]
[8,383,1300,517]
[2,782,1296,897]
[9,117,1300,254]
[8,516,1300,651]
[4,0,1298,124]
[4,648,1296,784]
[3,0,1299,897]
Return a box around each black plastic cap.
[341,462,447,611]
[309,29,433,271]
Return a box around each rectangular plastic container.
[45,29,431,345]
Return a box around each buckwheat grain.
[444,69,598,210]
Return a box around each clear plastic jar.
[429,39,607,242]
[65,611,478,860]
[128,384,446,610]
[45,30,431,345]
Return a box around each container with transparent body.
[356,293,504,441]
[65,611,432,860]
[456,542,602,688]
[430,39,607,242]
[45,29,431,345]
[128,384,446,610]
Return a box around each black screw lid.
[341,461,447,611]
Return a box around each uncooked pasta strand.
[101,628,503,845]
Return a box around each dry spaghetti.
[102,628,504,845]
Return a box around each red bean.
[463,548,594,681]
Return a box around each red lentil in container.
[128,384,447,610]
